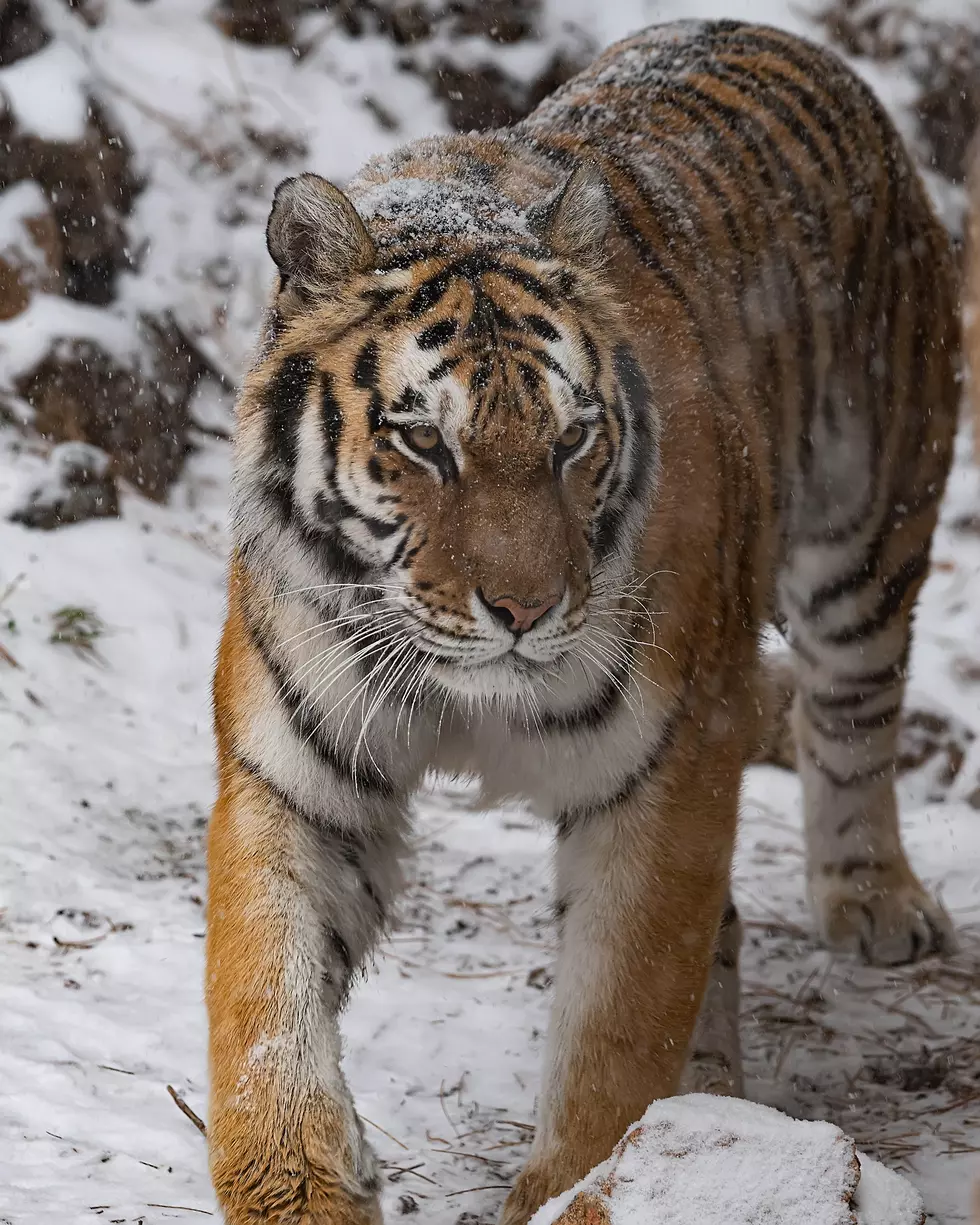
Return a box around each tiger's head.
[234,162,658,706]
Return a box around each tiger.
[206,18,959,1225]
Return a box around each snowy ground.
[2,1,980,1223]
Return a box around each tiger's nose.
[478,589,562,634]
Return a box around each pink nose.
[480,590,561,634]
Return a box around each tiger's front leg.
[206,593,413,1224]
[207,755,407,1225]
[501,711,743,1225]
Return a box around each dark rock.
[15,314,204,500]
[9,441,119,529]
[211,0,298,45]
[914,29,980,184]
[383,2,430,46]
[820,1,980,185]
[430,61,524,131]
[430,51,583,132]
[0,0,49,66]
[447,0,539,44]
[0,91,141,304]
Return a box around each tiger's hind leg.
[779,530,955,966]
[680,892,743,1097]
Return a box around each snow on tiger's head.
[231,164,658,701]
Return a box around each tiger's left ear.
[529,163,610,267]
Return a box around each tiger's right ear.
[266,173,375,296]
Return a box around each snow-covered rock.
[530,1096,924,1225]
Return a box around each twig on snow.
[361,1113,409,1150]
[147,1205,213,1216]
[383,1162,437,1185]
[444,1183,512,1197]
[167,1084,208,1137]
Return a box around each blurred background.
[2,1,980,1222]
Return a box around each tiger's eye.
[558,424,585,450]
[408,423,441,451]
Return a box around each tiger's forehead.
[376,327,583,440]
[369,247,590,382]
[362,261,590,435]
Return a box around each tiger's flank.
[206,19,960,1225]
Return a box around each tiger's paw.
[810,860,955,966]
[219,1192,381,1225]
[210,1101,382,1225]
[501,1162,568,1225]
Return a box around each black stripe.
[805,747,892,789]
[837,658,908,688]
[523,314,561,343]
[321,372,344,461]
[428,355,463,382]
[808,687,899,710]
[328,927,354,976]
[818,550,929,646]
[233,749,329,828]
[262,475,372,584]
[486,261,556,308]
[336,842,388,924]
[517,361,542,393]
[591,347,656,560]
[264,353,316,470]
[360,285,400,312]
[417,318,458,349]
[804,699,901,740]
[720,900,739,929]
[354,340,380,389]
[715,58,840,191]
[651,80,819,453]
[535,650,634,735]
[579,329,600,387]
[803,541,882,620]
[556,711,678,834]
[313,491,403,541]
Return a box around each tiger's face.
[237,171,657,705]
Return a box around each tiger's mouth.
[412,627,574,671]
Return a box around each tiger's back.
[206,21,959,1225]
[517,19,958,572]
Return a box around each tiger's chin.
[428,652,560,711]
